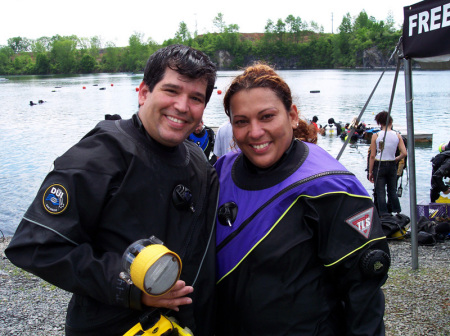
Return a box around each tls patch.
[43,184,69,215]
[345,207,374,238]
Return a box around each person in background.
[5,44,218,336]
[438,141,450,153]
[104,113,122,120]
[213,120,234,158]
[310,115,325,135]
[430,141,450,202]
[188,119,217,164]
[214,63,390,335]
[368,111,407,216]
[327,117,342,136]
[311,115,319,129]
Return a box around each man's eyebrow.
[160,83,181,90]
[160,83,206,100]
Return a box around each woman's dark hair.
[375,111,393,126]
[143,44,217,105]
[223,62,317,144]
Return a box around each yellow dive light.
[120,236,193,336]
[120,236,182,296]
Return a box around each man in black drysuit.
[5,45,218,336]
[430,143,450,202]
[188,119,217,165]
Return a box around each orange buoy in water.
[217,90,222,95]
[83,86,86,89]
[135,87,139,92]
[111,84,114,86]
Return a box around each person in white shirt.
[213,121,234,158]
[368,111,407,216]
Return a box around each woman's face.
[230,87,299,169]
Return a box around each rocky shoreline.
[1,236,449,335]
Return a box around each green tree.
[274,19,286,43]
[0,46,14,74]
[123,32,155,72]
[13,53,33,74]
[31,40,47,54]
[333,13,353,66]
[285,15,302,43]
[338,13,353,34]
[264,19,276,46]
[310,21,320,33]
[222,24,242,56]
[50,39,77,73]
[79,54,97,73]
[385,11,396,32]
[89,36,102,58]
[354,11,371,30]
[213,13,226,33]
[175,22,192,43]
[101,42,121,72]
[36,36,53,51]
[34,53,50,74]
[78,37,91,51]
[8,36,31,53]
[225,24,239,33]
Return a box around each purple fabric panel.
[215,142,369,280]
[216,182,306,280]
[216,143,349,244]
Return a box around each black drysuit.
[6,114,219,336]
[430,150,450,202]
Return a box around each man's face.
[138,68,208,147]
[194,121,204,134]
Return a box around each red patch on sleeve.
[345,207,374,238]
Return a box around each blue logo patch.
[42,184,69,215]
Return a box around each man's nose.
[174,95,189,113]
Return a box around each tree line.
[0,11,402,75]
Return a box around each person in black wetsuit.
[6,45,218,336]
[430,141,450,202]
[188,119,217,164]
[215,63,390,335]
[327,117,342,136]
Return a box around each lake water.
[1,70,449,236]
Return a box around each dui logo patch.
[42,184,69,215]
[345,207,374,238]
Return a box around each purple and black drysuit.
[215,140,390,336]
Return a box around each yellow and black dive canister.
[120,236,182,296]
[120,236,193,335]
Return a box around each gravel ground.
[1,235,449,336]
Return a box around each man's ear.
[138,81,149,106]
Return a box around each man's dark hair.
[143,44,217,105]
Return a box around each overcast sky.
[1,0,419,47]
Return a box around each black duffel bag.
[380,213,411,239]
